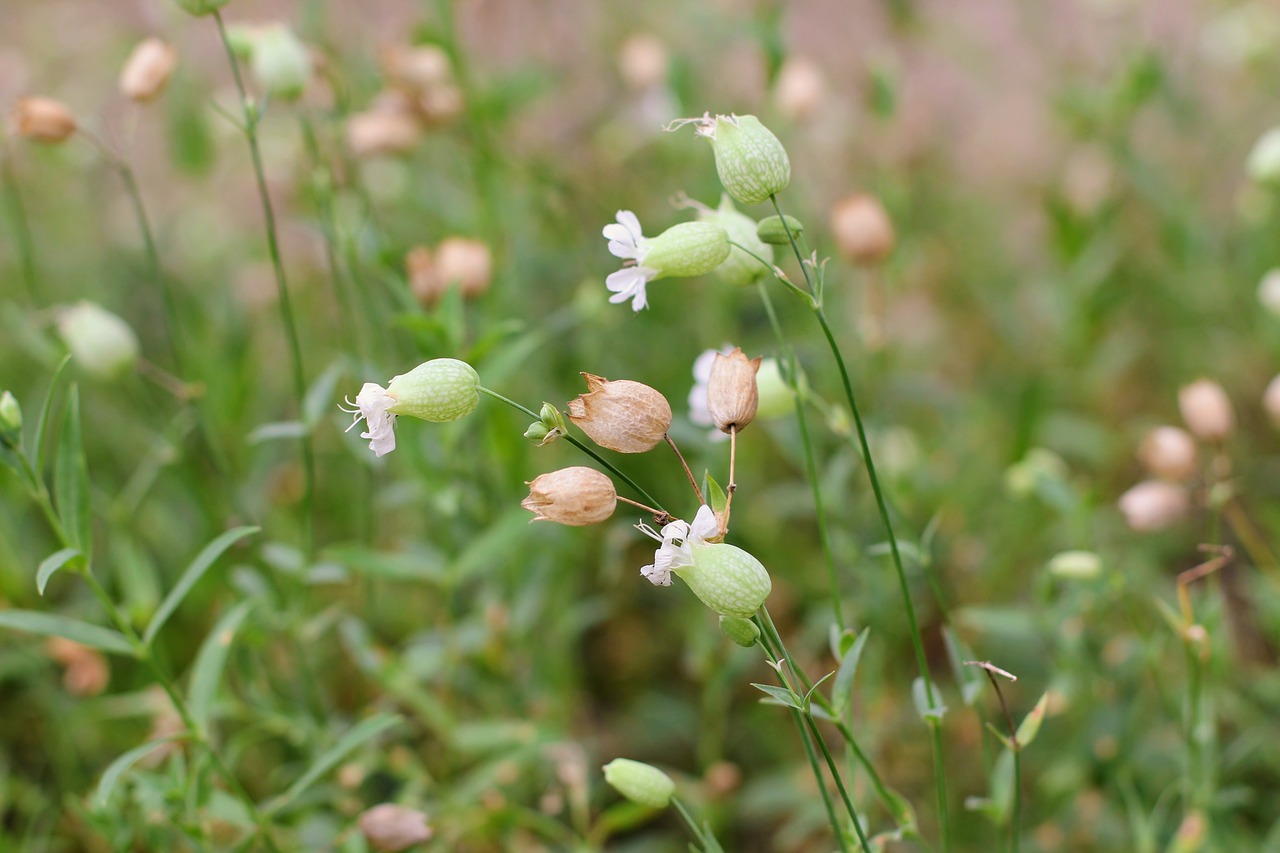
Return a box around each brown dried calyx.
[567,373,671,453]
[707,348,761,433]
[12,97,77,144]
[522,466,617,526]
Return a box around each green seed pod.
[679,542,772,618]
[57,302,140,381]
[386,358,480,422]
[602,759,675,809]
[642,221,731,279]
[698,195,772,285]
[174,0,231,16]
[756,214,805,245]
[250,25,310,100]
[707,115,791,205]
[719,615,761,647]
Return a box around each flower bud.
[1247,127,1280,185]
[386,358,480,422]
[701,114,791,205]
[682,542,772,618]
[57,302,140,380]
[1178,379,1234,442]
[1264,374,1280,428]
[524,422,550,443]
[756,214,804,245]
[1118,480,1189,532]
[718,615,761,647]
[641,221,731,278]
[567,374,671,453]
[830,194,895,266]
[358,804,433,852]
[1137,426,1198,482]
[249,25,310,100]
[12,97,77,143]
[696,195,772,285]
[173,0,231,16]
[755,359,796,419]
[602,758,675,809]
[522,467,617,526]
[119,38,177,102]
[0,391,21,444]
[1046,550,1102,580]
[707,348,761,433]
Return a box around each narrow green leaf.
[831,626,870,717]
[911,677,947,722]
[37,547,81,595]
[750,682,802,709]
[802,670,836,709]
[94,735,187,809]
[188,599,257,731]
[31,355,72,473]
[704,472,728,516]
[144,526,258,646]
[1015,692,1050,748]
[247,421,309,444]
[54,386,91,555]
[0,610,135,656]
[322,543,447,583]
[269,713,401,814]
[942,625,986,707]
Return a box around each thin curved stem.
[213,10,316,558]
[476,386,666,513]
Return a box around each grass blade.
[94,735,187,809]
[188,599,257,731]
[36,547,81,595]
[0,610,135,656]
[53,385,91,556]
[143,526,259,647]
[30,354,71,473]
[268,713,401,814]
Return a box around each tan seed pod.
[12,96,77,143]
[119,38,177,102]
[774,56,826,121]
[346,97,422,157]
[1137,426,1198,482]
[46,637,110,697]
[435,237,492,298]
[1178,379,1234,443]
[1264,374,1280,428]
[381,43,453,92]
[707,347,761,433]
[567,373,671,453]
[830,193,895,266]
[358,803,433,852]
[1118,480,1189,532]
[522,466,617,526]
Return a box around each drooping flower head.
[342,358,480,457]
[603,211,730,311]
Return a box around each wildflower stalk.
[212,10,317,557]
[14,455,282,852]
[976,665,1021,853]
[665,434,705,505]
[767,193,950,848]
[476,386,666,514]
[1,143,39,303]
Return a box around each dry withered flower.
[567,374,671,453]
[830,193,895,266]
[119,38,177,102]
[12,97,77,143]
[522,466,617,526]
[707,347,761,433]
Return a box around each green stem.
[671,798,709,849]
[213,10,316,558]
[804,712,869,851]
[476,386,667,514]
[755,279,843,629]
[770,193,949,849]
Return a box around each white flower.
[604,210,658,311]
[688,346,735,441]
[342,382,398,457]
[637,505,718,586]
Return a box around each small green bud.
[642,221,731,278]
[1248,127,1280,185]
[697,195,772,285]
[718,615,760,647]
[1047,550,1102,581]
[602,759,675,809]
[223,25,257,60]
[524,422,550,442]
[681,542,772,618]
[173,0,231,16]
[57,302,140,381]
[386,358,480,423]
[0,391,21,448]
[249,25,310,100]
[682,114,790,205]
[756,214,805,245]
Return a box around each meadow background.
[3,0,1280,850]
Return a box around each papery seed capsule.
[1264,374,1280,428]
[602,759,675,809]
[358,804,432,852]
[1137,426,1198,482]
[706,348,761,433]
[1178,379,1234,443]
[119,38,178,102]
[1118,480,1189,532]
[830,194,895,266]
[567,374,671,453]
[522,467,617,526]
[12,97,77,143]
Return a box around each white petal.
[688,384,713,427]
[689,505,718,543]
[606,266,654,311]
[616,210,643,240]
[348,382,399,456]
[691,348,720,384]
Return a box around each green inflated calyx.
[386,358,480,422]
[602,759,675,809]
[643,221,731,279]
[698,195,773,285]
[679,542,772,618]
[707,115,791,205]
